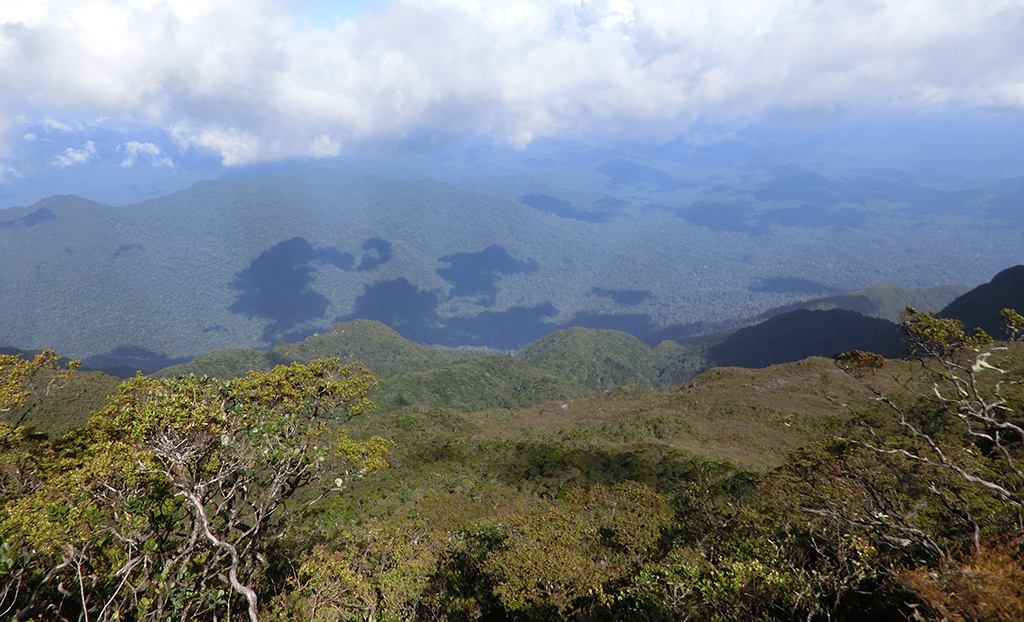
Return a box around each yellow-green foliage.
[4,318,1024,621]
[481,481,672,616]
[1001,307,1024,341]
[902,306,993,358]
[0,349,78,414]
[0,359,391,622]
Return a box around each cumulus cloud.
[2,0,1024,165]
[52,141,97,167]
[120,141,173,167]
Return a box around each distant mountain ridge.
[757,283,971,323]
[155,319,479,380]
[141,310,905,412]
[706,309,905,369]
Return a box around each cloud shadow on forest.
[518,194,616,223]
[591,287,653,306]
[594,159,695,191]
[357,238,392,271]
[2,207,57,229]
[228,237,355,342]
[436,245,538,304]
[228,236,397,343]
[338,278,710,350]
[674,201,866,234]
[81,346,192,378]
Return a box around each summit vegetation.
[0,267,1022,621]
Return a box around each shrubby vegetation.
[0,359,390,621]
[2,307,1024,620]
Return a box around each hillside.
[6,330,916,470]
[151,308,910,419]
[436,356,918,471]
[13,263,1024,443]
[155,320,479,379]
[6,278,1024,621]
[1,368,122,438]
[516,327,663,390]
[373,353,595,413]
[706,308,905,369]
[938,265,1024,338]
[758,283,970,322]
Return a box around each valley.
[1,161,1017,369]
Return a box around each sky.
[1,0,1024,186]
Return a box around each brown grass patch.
[465,356,919,471]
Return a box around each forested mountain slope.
[706,308,905,369]
[758,283,969,322]
[150,308,899,413]
[155,319,479,380]
[939,265,1024,338]
[148,266,1004,413]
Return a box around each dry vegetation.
[465,356,920,471]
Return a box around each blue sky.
[2,0,1024,196]
[287,0,381,28]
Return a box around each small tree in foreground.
[0,350,79,446]
[832,308,1024,620]
[0,358,392,622]
[835,308,1024,514]
[0,350,80,617]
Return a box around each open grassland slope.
[450,356,920,471]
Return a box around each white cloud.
[120,141,173,167]
[1,165,22,183]
[42,117,78,132]
[52,141,97,167]
[309,134,341,157]
[169,123,263,166]
[3,0,1024,165]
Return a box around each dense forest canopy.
[0,164,1014,370]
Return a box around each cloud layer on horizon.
[2,0,1024,166]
